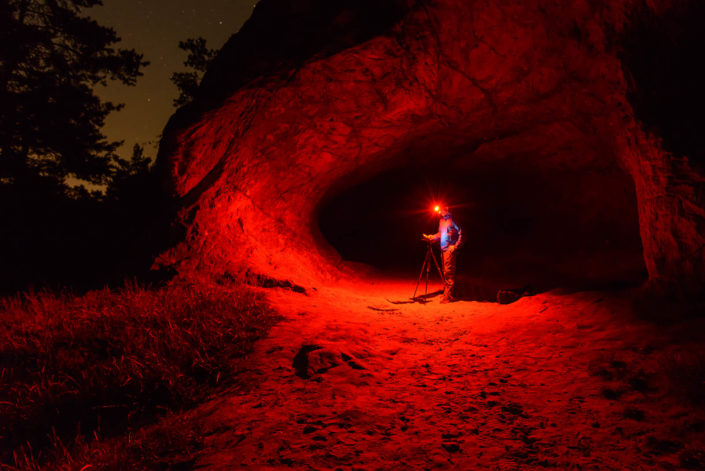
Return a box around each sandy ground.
[189,278,705,470]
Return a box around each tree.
[106,143,152,204]
[171,37,217,107]
[0,0,148,189]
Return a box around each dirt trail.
[192,279,705,470]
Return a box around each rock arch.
[156,0,705,301]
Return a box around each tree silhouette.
[106,143,152,203]
[0,1,161,293]
[171,37,217,107]
[0,0,148,190]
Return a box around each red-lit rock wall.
[619,125,705,299]
[156,0,704,300]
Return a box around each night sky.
[89,0,257,159]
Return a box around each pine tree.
[0,0,148,189]
[171,37,217,107]
[106,143,152,204]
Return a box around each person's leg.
[442,249,456,302]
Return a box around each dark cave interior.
[620,0,705,171]
[319,154,647,293]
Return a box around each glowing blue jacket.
[431,214,462,251]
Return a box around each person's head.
[433,204,451,218]
[439,205,451,218]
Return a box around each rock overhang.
[156,0,705,301]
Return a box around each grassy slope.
[0,278,278,469]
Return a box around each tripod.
[412,240,445,299]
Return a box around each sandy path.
[192,279,705,470]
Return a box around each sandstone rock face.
[156,0,705,301]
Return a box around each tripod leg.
[412,250,430,299]
[430,247,445,284]
[425,250,430,295]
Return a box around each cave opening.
[318,152,647,295]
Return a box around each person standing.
[423,205,462,303]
